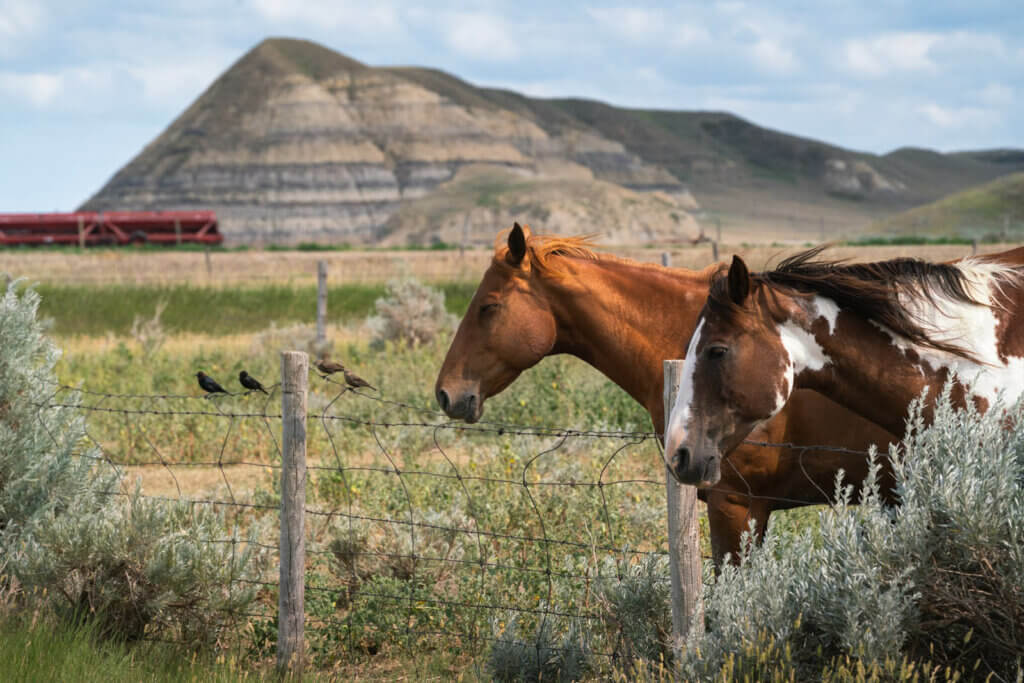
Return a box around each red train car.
[0,211,222,246]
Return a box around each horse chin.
[463,398,485,424]
[697,456,722,487]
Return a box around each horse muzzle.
[436,388,482,423]
[668,442,721,486]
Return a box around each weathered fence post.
[316,260,327,348]
[278,351,308,675]
[663,360,705,660]
[711,241,719,262]
[661,252,671,268]
[77,215,85,250]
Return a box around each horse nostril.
[674,446,690,474]
[436,389,451,412]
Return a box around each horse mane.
[709,245,1016,360]
[492,231,604,280]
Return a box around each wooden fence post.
[711,241,719,262]
[316,261,327,349]
[77,215,85,250]
[663,360,705,660]
[278,351,308,675]
[661,252,671,268]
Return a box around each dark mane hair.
[708,245,1003,359]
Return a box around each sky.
[1,0,1022,212]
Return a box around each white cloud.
[750,39,798,74]
[124,60,227,106]
[247,0,400,32]
[443,12,520,61]
[0,0,44,37]
[918,103,998,129]
[978,83,1013,106]
[587,7,710,49]
[0,71,62,107]
[843,32,938,77]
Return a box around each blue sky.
[1,0,1021,212]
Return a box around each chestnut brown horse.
[435,224,897,565]
[665,246,1024,487]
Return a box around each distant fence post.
[663,360,705,660]
[278,351,308,676]
[711,241,719,262]
[316,260,327,348]
[77,215,85,250]
[661,252,671,268]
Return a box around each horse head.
[435,223,558,422]
[664,255,802,485]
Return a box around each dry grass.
[4,243,1014,287]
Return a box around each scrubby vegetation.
[0,281,265,649]
[3,270,1023,680]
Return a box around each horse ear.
[507,222,528,266]
[727,255,750,305]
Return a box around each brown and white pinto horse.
[435,224,897,565]
[664,245,1024,487]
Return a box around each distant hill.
[81,37,1024,245]
[871,172,1024,239]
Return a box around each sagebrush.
[0,280,266,644]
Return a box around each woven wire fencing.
[33,356,872,675]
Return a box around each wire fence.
[31,359,876,675]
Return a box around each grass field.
[7,241,1008,678]
[2,241,1009,288]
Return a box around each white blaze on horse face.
[879,261,1024,406]
[665,318,705,459]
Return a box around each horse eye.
[707,345,728,360]
[479,303,499,316]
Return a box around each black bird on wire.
[196,371,228,396]
[239,370,269,394]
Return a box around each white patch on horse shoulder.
[665,318,705,449]
[778,321,832,375]
[877,260,1024,405]
[810,296,840,335]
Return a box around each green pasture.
[37,282,477,337]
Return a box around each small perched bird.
[343,367,376,392]
[239,370,269,394]
[315,357,345,377]
[196,371,228,395]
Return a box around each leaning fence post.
[663,360,705,660]
[316,261,328,348]
[278,351,308,675]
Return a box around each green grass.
[37,282,477,337]
[0,613,267,682]
[844,235,978,246]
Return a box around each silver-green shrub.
[0,280,111,539]
[0,280,266,644]
[365,278,455,348]
[680,385,1024,679]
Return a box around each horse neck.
[785,296,975,436]
[539,257,713,431]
